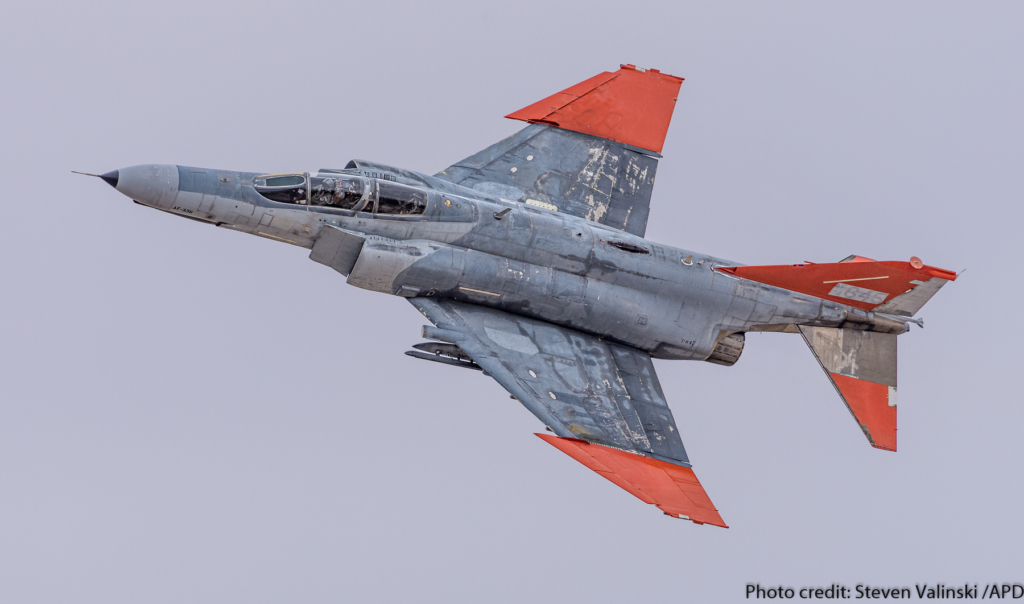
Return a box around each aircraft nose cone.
[99,170,119,188]
[112,164,180,208]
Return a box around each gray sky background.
[1,1,1022,602]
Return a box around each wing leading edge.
[409,298,726,527]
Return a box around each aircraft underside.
[85,64,957,528]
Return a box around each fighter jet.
[84,65,956,528]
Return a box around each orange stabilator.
[830,373,897,452]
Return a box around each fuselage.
[110,163,904,364]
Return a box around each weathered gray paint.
[104,136,928,466]
[412,298,690,465]
[875,277,949,317]
[435,124,659,237]
[308,226,365,277]
[799,326,899,448]
[799,327,898,388]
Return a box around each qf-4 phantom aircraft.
[83,65,957,528]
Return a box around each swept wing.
[410,298,726,527]
[434,65,683,237]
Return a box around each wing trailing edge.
[538,434,727,528]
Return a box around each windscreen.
[254,174,307,204]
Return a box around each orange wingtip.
[537,434,728,528]
[830,373,898,451]
[716,259,957,311]
[507,65,684,154]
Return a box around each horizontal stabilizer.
[717,258,956,313]
[800,327,898,451]
[506,65,683,154]
[538,434,727,527]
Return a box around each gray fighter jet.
[84,65,956,528]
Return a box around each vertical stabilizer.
[716,258,957,313]
[799,327,898,451]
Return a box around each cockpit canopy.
[253,172,428,215]
[254,173,368,209]
[310,175,366,209]
[374,181,428,215]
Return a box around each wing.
[434,65,683,238]
[409,298,726,527]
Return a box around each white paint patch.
[829,282,889,305]
[526,199,558,211]
[484,327,539,355]
[888,386,897,407]
[822,276,889,284]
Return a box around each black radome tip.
[99,170,119,188]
